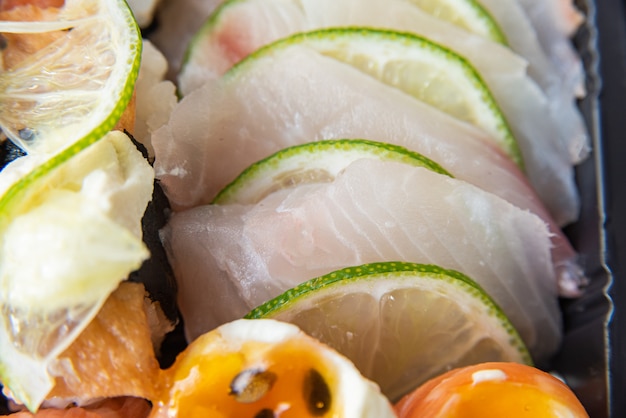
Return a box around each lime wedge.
[229,28,523,169]
[0,131,153,411]
[213,139,452,205]
[408,0,507,44]
[246,262,532,401]
[0,0,142,155]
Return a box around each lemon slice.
[151,319,396,418]
[0,131,153,411]
[407,0,507,44]
[213,139,452,205]
[246,262,532,402]
[229,28,523,169]
[0,0,141,155]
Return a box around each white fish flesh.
[154,46,585,296]
[154,44,579,227]
[160,159,562,364]
[177,0,582,172]
[474,0,589,163]
[517,0,587,101]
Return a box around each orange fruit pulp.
[154,337,339,417]
[150,319,396,418]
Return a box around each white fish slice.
[471,0,589,163]
[160,159,562,364]
[155,46,587,296]
[402,0,588,164]
[155,44,579,225]
[178,0,581,171]
[517,0,587,101]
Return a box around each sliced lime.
[178,0,515,96]
[0,0,142,155]
[0,131,153,411]
[408,0,507,44]
[246,262,532,401]
[228,28,522,169]
[213,139,452,205]
[172,0,580,225]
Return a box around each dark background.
[597,0,626,416]
[555,0,626,416]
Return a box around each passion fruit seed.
[230,368,278,403]
[303,369,331,416]
[254,408,276,418]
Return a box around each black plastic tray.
[553,0,626,416]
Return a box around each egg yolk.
[156,338,338,417]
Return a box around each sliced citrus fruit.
[150,318,396,418]
[407,0,507,44]
[227,28,522,168]
[394,362,589,417]
[213,139,452,205]
[245,262,532,402]
[0,131,153,411]
[0,0,142,155]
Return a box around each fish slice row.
[151,0,588,367]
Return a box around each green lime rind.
[245,261,533,366]
[0,0,142,155]
[410,0,507,45]
[212,139,452,204]
[0,11,142,233]
[464,0,508,44]
[0,2,142,410]
[226,27,523,170]
[0,132,148,413]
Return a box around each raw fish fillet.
[153,46,584,292]
[474,0,589,163]
[517,0,586,101]
[178,0,581,170]
[160,46,580,225]
[160,160,562,364]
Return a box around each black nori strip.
[125,133,185,367]
[0,139,26,172]
[127,133,179,323]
